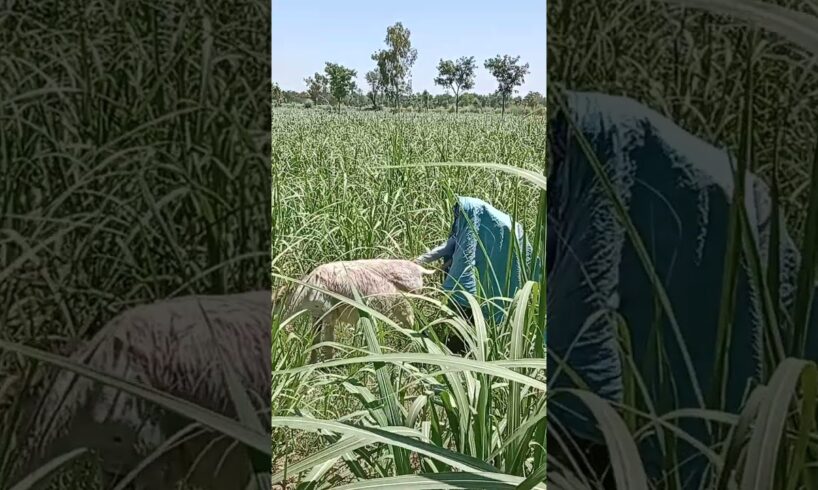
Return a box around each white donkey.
[278,259,434,362]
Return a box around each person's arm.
[415,236,456,264]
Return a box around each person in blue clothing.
[547,90,818,488]
[416,196,541,352]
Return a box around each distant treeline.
[275,88,545,113]
[272,22,542,114]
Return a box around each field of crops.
[271,107,548,488]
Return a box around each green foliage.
[371,22,418,108]
[365,69,383,108]
[420,90,431,111]
[459,92,479,108]
[272,83,283,107]
[484,55,530,115]
[434,56,477,114]
[324,62,357,112]
[271,107,546,487]
[523,91,544,108]
[304,72,328,104]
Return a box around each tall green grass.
[271,109,551,488]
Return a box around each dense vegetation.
[548,0,818,488]
[272,22,544,114]
[272,108,547,488]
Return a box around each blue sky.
[272,0,546,95]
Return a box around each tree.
[272,83,283,107]
[484,92,502,109]
[420,90,431,111]
[404,93,417,110]
[324,62,357,112]
[484,55,530,115]
[371,22,418,108]
[433,56,476,114]
[524,91,545,108]
[460,92,478,108]
[365,69,382,109]
[304,73,328,104]
[371,51,390,105]
[351,87,368,108]
[434,93,454,109]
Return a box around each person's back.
[547,90,817,487]
[444,197,537,322]
[418,195,541,326]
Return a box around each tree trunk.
[501,94,506,115]
[455,92,459,114]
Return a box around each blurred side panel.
[0,1,271,488]
[548,0,818,488]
